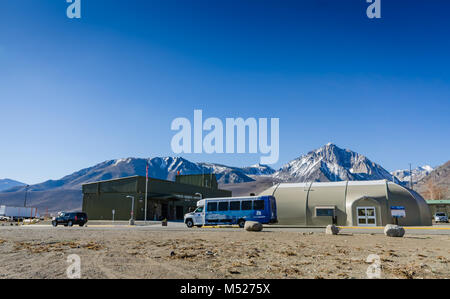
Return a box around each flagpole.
[145,160,148,223]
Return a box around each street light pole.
[409,163,413,190]
[126,195,135,226]
[24,185,30,207]
[145,174,148,223]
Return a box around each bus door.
[193,206,204,225]
[270,196,277,222]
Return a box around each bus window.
[242,201,252,210]
[253,200,265,210]
[207,202,218,212]
[230,201,240,211]
[218,201,229,211]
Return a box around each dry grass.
[0,228,448,279]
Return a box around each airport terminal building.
[82,174,231,221]
[259,180,432,226]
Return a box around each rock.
[384,224,405,237]
[325,224,340,235]
[244,221,263,232]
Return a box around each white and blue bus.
[184,195,277,228]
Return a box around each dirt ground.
[0,228,448,279]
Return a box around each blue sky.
[1,0,449,184]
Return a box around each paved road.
[2,221,450,235]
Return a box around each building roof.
[426,200,450,204]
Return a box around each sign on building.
[391,206,406,218]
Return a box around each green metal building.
[82,174,231,221]
[426,200,450,216]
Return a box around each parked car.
[434,212,449,223]
[52,212,88,227]
[0,216,11,222]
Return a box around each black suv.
[52,212,88,227]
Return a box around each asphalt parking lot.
[2,221,450,235]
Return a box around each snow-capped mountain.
[391,165,434,185]
[0,179,26,192]
[241,164,276,176]
[2,157,274,195]
[197,162,275,184]
[273,143,396,183]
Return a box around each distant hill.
[0,179,26,192]
[220,176,282,197]
[0,157,275,212]
[416,161,450,200]
[391,165,434,186]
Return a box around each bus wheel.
[238,219,246,228]
[186,219,194,228]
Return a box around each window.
[218,202,229,211]
[253,200,265,210]
[207,202,217,212]
[316,208,334,217]
[195,207,203,213]
[242,201,252,210]
[230,201,240,211]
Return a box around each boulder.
[244,221,263,232]
[325,224,340,235]
[384,224,405,237]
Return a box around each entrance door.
[357,207,377,226]
[176,206,184,220]
[161,204,168,220]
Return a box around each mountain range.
[0,179,26,192]
[391,165,434,186]
[0,143,446,212]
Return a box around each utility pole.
[23,185,30,207]
[409,163,413,190]
[145,160,149,223]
